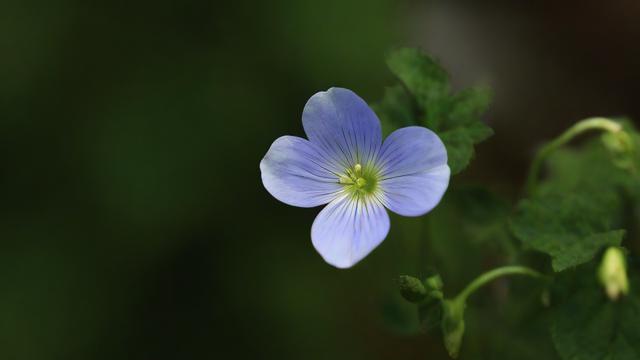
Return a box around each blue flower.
[260,88,450,268]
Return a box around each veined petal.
[377,126,450,216]
[380,166,450,216]
[302,87,382,169]
[311,194,390,268]
[260,136,342,208]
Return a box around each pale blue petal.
[311,194,390,268]
[302,87,382,169]
[379,166,450,216]
[377,127,450,216]
[260,136,342,208]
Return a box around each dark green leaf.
[446,87,492,129]
[378,48,493,174]
[439,124,494,174]
[386,48,449,108]
[371,84,415,136]
[551,266,640,360]
[511,192,625,272]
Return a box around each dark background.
[1,0,639,359]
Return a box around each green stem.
[525,117,622,195]
[455,266,542,304]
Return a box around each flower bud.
[602,130,633,154]
[602,130,636,170]
[398,275,427,303]
[425,274,444,301]
[442,299,466,359]
[598,247,629,301]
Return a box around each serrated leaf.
[386,48,449,108]
[440,124,494,174]
[511,192,625,272]
[371,84,415,136]
[446,87,492,129]
[551,266,640,360]
[382,48,493,174]
[511,129,640,272]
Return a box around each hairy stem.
[455,266,542,304]
[525,117,622,195]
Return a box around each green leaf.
[511,120,640,271]
[551,265,640,360]
[512,130,639,272]
[511,192,625,272]
[446,87,493,130]
[371,84,415,136]
[382,48,493,174]
[386,48,449,108]
[439,124,494,174]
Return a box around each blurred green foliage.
[381,48,640,359]
[2,0,640,359]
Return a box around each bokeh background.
[1,0,639,358]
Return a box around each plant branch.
[455,265,542,304]
[525,117,622,195]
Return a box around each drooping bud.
[602,129,636,171]
[602,130,633,154]
[598,247,629,301]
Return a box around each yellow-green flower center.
[339,163,378,195]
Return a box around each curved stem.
[455,266,542,304]
[525,117,622,195]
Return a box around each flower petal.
[311,194,390,268]
[379,167,450,216]
[302,87,382,169]
[378,126,450,216]
[260,136,342,207]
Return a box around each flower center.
[339,163,378,195]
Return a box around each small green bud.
[425,274,443,291]
[441,299,466,359]
[398,275,427,303]
[424,274,444,300]
[598,247,629,301]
